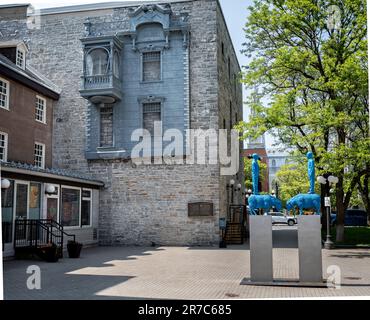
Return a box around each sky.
[2,0,274,147]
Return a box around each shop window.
[29,182,41,219]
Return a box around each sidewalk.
[4,245,370,299]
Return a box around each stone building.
[0,0,243,247]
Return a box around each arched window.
[272,159,276,167]
[86,48,109,76]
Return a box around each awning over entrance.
[0,161,104,188]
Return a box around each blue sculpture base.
[248,194,282,215]
[286,193,321,215]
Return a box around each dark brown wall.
[0,74,53,167]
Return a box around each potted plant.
[67,240,83,258]
[38,243,59,262]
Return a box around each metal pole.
[324,180,334,249]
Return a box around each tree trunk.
[336,175,345,242]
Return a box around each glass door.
[13,182,29,247]
[45,185,59,222]
[15,182,29,220]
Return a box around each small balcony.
[80,73,122,104]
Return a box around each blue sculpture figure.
[286,193,321,215]
[307,151,315,194]
[247,153,282,215]
[251,153,259,195]
[285,151,321,215]
[249,195,282,215]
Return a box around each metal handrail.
[14,219,76,258]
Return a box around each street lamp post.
[317,174,339,249]
[245,188,252,211]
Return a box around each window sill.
[140,80,163,84]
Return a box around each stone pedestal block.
[298,215,323,283]
[249,215,273,282]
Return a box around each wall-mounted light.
[45,184,56,194]
[1,178,10,189]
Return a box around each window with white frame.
[142,51,161,82]
[60,186,94,228]
[35,96,46,123]
[0,78,9,110]
[34,142,45,168]
[16,48,25,69]
[0,132,8,162]
[81,189,92,227]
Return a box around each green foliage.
[236,0,370,239]
[276,163,309,203]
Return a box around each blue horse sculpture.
[248,195,282,215]
[286,193,321,215]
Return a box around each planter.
[39,244,59,262]
[67,241,83,258]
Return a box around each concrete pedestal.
[249,215,273,282]
[297,215,323,283]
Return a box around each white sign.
[325,197,331,207]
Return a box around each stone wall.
[0,0,244,246]
[216,2,245,218]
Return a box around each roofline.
[0,3,30,9]
[31,0,194,16]
[216,0,241,72]
[1,165,104,187]
[0,59,60,100]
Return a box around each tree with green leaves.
[237,0,369,241]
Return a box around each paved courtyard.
[4,227,370,299]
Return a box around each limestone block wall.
[0,0,243,246]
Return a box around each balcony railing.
[80,73,122,102]
[84,74,114,89]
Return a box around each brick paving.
[3,227,370,299]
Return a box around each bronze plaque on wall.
[188,202,213,217]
